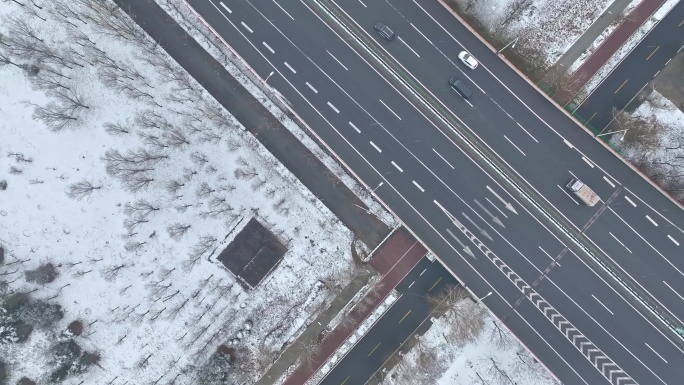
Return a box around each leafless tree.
[51,87,89,111]
[167,223,191,241]
[124,240,146,252]
[124,214,148,232]
[184,235,217,271]
[29,68,71,91]
[196,182,215,198]
[124,199,160,218]
[487,357,515,384]
[297,339,321,371]
[103,122,131,136]
[488,319,515,350]
[164,127,190,147]
[66,180,101,200]
[100,264,127,281]
[165,178,185,194]
[190,152,209,165]
[51,0,88,26]
[76,0,148,43]
[29,102,79,131]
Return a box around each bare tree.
[164,127,190,147]
[124,214,148,232]
[124,240,146,252]
[184,235,217,271]
[190,152,209,165]
[196,182,215,198]
[488,319,515,350]
[100,264,127,281]
[66,180,101,200]
[51,0,88,26]
[103,122,131,136]
[124,199,160,218]
[29,102,79,131]
[167,223,191,241]
[165,178,185,194]
[297,339,321,371]
[487,357,515,384]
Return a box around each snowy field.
[0,1,363,383]
[450,0,612,66]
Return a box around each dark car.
[374,22,395,41]
[449,77,473,99]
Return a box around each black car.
[449,77,473,99]
[374,22,395,41]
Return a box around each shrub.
[0,180,7,191]
[25,263,59,284]
[67,320,83,336]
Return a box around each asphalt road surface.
[319,258,456,385]
[575,0,684,133]
[182,0,684,383]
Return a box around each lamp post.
[595,128,628,138]
[478,291,493,302]
[372,181,384,193]
[497,37,519,54]
[264,71,274,82]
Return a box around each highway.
[575,0,684,134]
[183,0,684,383]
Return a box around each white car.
[458,51,478,70]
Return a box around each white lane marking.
[240,21,253,33]
[665,58,672,66]
[409,22,434,46]
[624,187,684,237]
[516,122,539,143]
[668,235,680,246]
[349,121,361,133]
[609,232,632,253]
[646,215,658,227]
[504,135,526,156]
[397,36,421,58]
[654,70,660,78]
[358,0,367,7]
[581,156,594,168]
[326,50,348,71]
[272,0,294,20]
[327,101,339,113]
[408,280,415,288]
[412,180,424,192]
[370,141,382,153]
[663,281,684,302]
[284,62,296,74]
[563,139,574,148]
[219,2,232,13]
[306,82,318,93]
[485,197,508,219]
[262,41,275,54]
[645,343,668,363]
[379,99,402,120]
[558,185,579,205]
[420,268,426,276]
[538,246,559,266]
[625,195,637,207]
[591,294,613,315]
[391,161,403,172]
[603,176,615,188]
[608,207,684,277]
[432,148,454,169]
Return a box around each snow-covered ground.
[381,302,558,385]
[0,1,367,383]
[451,0,612,66]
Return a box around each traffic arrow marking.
[486,185,518,214]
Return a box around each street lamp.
[478,291,493,302]
[595,128,629,138]
[497,37,519,54]
[372,181,384,193]
[264,71,274,82]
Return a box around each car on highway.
[449,77,473,99]
[374,22,395,41]
[458,51,478,70]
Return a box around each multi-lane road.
[575,0,684,134]
[185,0,684,383]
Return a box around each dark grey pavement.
[574,0,684,133]
[319,258,455,385]
[111,0,390,250]
[182,0,684,383]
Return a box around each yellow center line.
[614,79,628,94]
[340,375,350,385]
[428,276,443,292]
[368,342,381,356]
[586,112,597,124]
[399,309,412,323]
[646,46,660,60]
